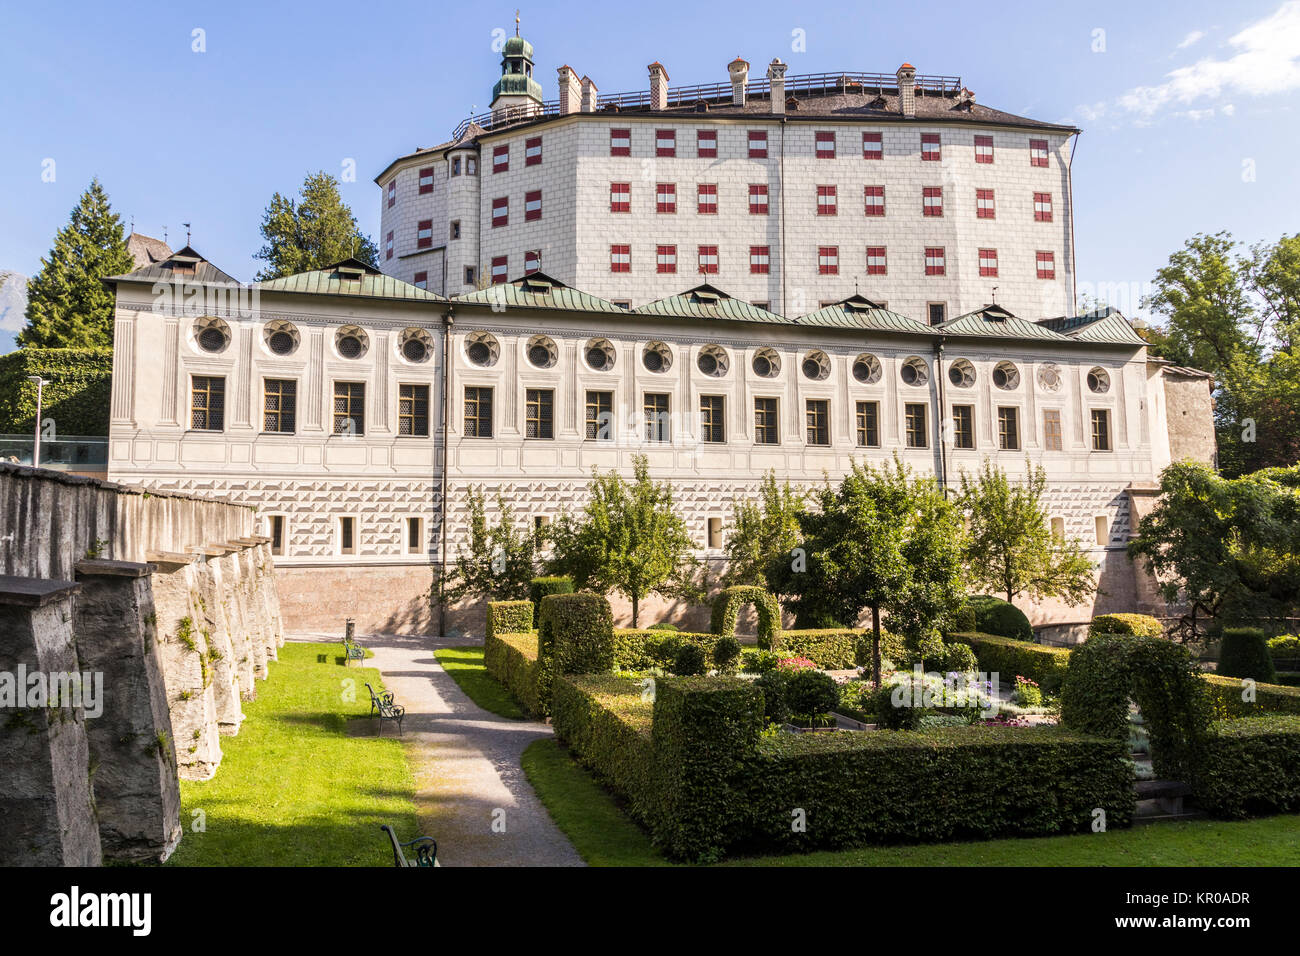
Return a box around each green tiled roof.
[452,272,628,313]
[254,259,444,301]
[633,284,791,324]
[938,304,1073,341]
[1037,308,1147,346]
[795,295,934,333]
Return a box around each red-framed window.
[748,130,768,158]
[416,219,432,249]
[1036,251,1056,279]
[697,183,717,214]
[610,128,631,156]
[385,231,393,260]
[976,188,996,219]
[750,245,770,274]
[1030,139,1049,167]
[490,256,508,284]
[697,129,717,158]
[491,196,508,227]
[816,184,837,216]
[815,131,836,158]
[656,182,676,214]
[524,190,542,221]
[386,180,396,208]
[978,248,999,277]
[656,244,677,274]
[492,145,509,173]
[698,245,719,274]
[524,249,541,274]
[1034,192,1054,222]
[610,182,630,212]
[655,129,676,157]
[610,244,631,273]
[525,137,542,166]
[864,185,885,217]
[974,135,994,164]
[418,166,434,193]
[922,186,943,217]
[413,271,428,289]
[748,183,769,214]
[925,246,946,276]
[921,133,941,161]
[863,131,883,160]
[866,246,887,276]
[818,246,839,275]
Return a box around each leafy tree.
[253,171,378,280]
[442,486,538,603]
[957,460,1096,607]
[1240,234,1300,350]
[20,179,134,348]
[547,454,701,626]
[721,471,805,589]
[1129,462,1300,637]
[768,458,966,685]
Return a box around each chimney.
[648,62,669,111]
[767,58,787,114]
[581,75,599,113]
[897,62,916,118]
[558,65,582,115]
[728,57,749,107]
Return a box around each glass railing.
[0,434,108,470]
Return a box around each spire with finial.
[183,222,192,245]
[515,9,520,35]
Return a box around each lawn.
[166,642,421,866]
[435,644,526,719]
[522,737,1300,867]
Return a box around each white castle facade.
[105,33,1215,635]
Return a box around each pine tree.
[19,179,134,348]
[254,171,378,279]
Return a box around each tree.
[768,458,966,685]
[253,171,378,280]
[958,460,1096,607]
[547,454,700,626]
[442,486,538,604]
[721,471,805,588]
[20,179,134,348]
[1128,462,1300,637]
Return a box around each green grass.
[435,645,526,719]
[166,642,420,866]
[522,737,1300,867]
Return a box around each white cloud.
[1177,30,1207,49]
[1118,1,1300,117]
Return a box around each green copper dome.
[491,30,542,104]
[502,35,533,59]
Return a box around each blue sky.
[2,0,1298,353]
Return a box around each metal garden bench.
[342,619,365,665]
[365,682,405,736]
[380,824,438,867]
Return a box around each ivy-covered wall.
[0,347,113,435]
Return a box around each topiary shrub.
[964,595,1033,642]
[1089,613,1163,639]
[870,678,925,730]
[784,669,840,719]
[952,603,978,635]
[1268,635,1300,670]
[908,630,947,670]
[647,622,680,632]
[1218,627,1277,683]
[710,585,782,649]
[1202,673,1300,717]
[611,629,716,671]
[486,600,533,639]
[938,642,979,675]
[528,576,573,621]
[747,649,780,674]
[671,641,708,676]
[755,669,791,724]
[772,629,859,669]
[950,632,1071,693]
[1189,715,1300,818]
[712,635,742,675]
[536,592,615,713]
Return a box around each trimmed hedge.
[1202,673,1300,718]
[1190,716,1300,818]
[1218,627,1276,683]
[0,347,113,435]
[950,632,1071,693]
[965,595,1033,642]
[535,593,614,714]
[486,600,533,639]
[550,674,655,817]
[612,629,719,671]
[771,629,861,669]
[528,576,573,622]
[483,630,542,715]
[710,586,782,649]
[1089,613,1163,639]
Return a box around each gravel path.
[289,630,584,867]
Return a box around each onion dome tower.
[490,12,544,121]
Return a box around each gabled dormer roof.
[104,245,242,286]
[937,303,1073,341]
[254,258,444,301]
[634,283,788,324]
[452,271,627,312]
[1036,307,1148,346]
[796,295,933,333]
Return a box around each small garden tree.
[442,486,538,604]
[548,454,701,626]
[958,460,1096,606]
[721,471,805,589]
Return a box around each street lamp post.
[28,375,49,468]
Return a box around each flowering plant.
[777,656,816,671]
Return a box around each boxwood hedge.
[1190,715,1300,818]
[483,630,542,715]
[771,629,861,669]
[528,576,573,622]
[612,629,718,671]
[1217,627,1277,683]
[950,632,1071,693]
[486,600,533,639]
[1089,613,1163,638]
[709,586,782,649]
[965,595,1033,642]
[535,593,614,714]
[1202,673,1300,717]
